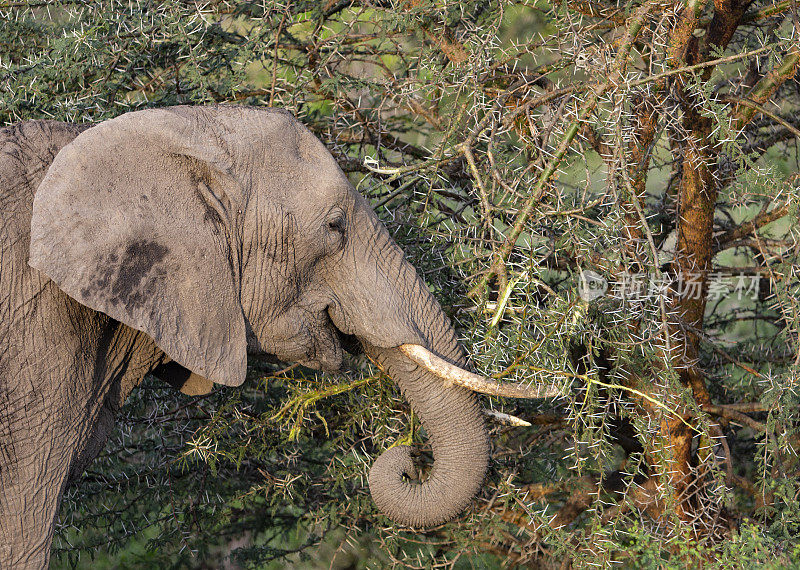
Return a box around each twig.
[627,45,773,89]
[726,97,800,138]
[468,1,660,299]
[704,405,767,431]
[268,12,287,107]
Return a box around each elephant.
[0,106,547,568]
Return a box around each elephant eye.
[323,210,346,254]
[327,212,345,234]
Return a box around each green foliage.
[3,0,800,568]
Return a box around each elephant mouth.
[264,303,361,373]
[322,301,358,351]
[335,327,363,356]
[315,310,362,368]
[297,321,361,372]
[281,309,363,372]
[247,305,358,373]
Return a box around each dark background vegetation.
[2,1,800,567]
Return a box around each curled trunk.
[366,343,489,527]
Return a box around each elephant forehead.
[272,169,352,209]
[247,118,336,169]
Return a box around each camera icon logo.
[578,270,608,301]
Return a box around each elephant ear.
[29,107,248,387]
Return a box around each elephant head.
[28,106,534,527]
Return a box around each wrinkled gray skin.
[0,107,488,569]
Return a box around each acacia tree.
[3,1,800,567]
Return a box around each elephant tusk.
[483,408,531,426]
[398,344,561,399]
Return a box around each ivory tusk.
[483,408,531,427]
[398,344,561,399]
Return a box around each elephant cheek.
[300,330,344,372]
[305,310,345,371]
[259,310,344,372]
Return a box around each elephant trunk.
[365,342,489,527]
[328,203,490,526]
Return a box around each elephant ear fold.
[29,108,248,387]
